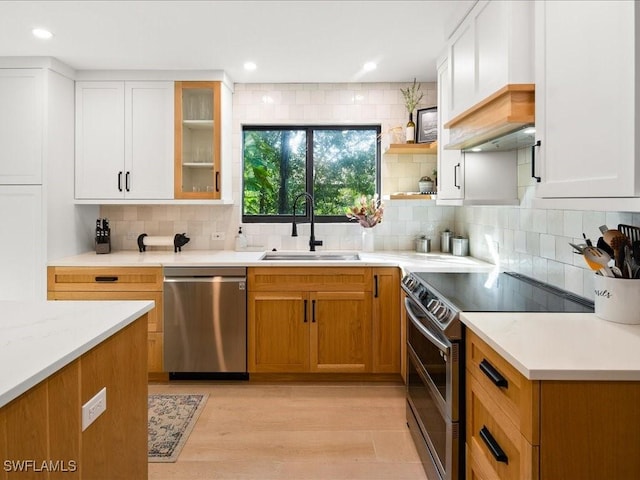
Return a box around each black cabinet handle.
[312,299,316,323]
[95,276,118,282]
[479,359,508,388]
[479,426,508,464]
[117,171,123,192]
[215,172,220,192]
[531,140,541,183]
[125,171,131,192]
[374,275,379,298]
[303,299,308,323]
[454,163,461,189]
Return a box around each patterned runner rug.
[148,393,209,463]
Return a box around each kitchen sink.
[260,252,361,261]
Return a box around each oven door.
[405,297,459,419]
[405,296,460,480]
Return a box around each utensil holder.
[594,274,640,324]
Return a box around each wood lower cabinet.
[248,267,377,375]
[466,329,640,480]
[372,267,400,374]
[47,266,165,381]
[0,315,148,479]
[249,291,310,372]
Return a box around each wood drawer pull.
[479,359,508,388]
[95,276,119,282]
[479,425,509,464]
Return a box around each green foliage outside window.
[242,126,380,221]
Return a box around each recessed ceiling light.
[32,28,53,40]
[363,61,377,72]
[244,61,257,71]
[471,147,482,152]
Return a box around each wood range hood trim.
[443,84,535,150]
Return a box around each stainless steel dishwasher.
[163,266,247,379]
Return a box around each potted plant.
[400,78,424,143]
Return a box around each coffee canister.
[441,230,452,253]
[451,236,469,256]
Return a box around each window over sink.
[242,125,381,223]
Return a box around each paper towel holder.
[137,233,190,253]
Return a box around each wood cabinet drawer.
[47,266,163,292]
[248,267,372,292]
[466,329,539,444]
[467,370,539,480]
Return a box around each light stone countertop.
[461,312,640,381]
[0,300,154,408]
[47,249,496,274]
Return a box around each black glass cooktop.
[412,271,594,313]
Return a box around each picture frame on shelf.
[416,107,437,144]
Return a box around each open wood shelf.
[385,142,437,155]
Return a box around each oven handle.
[405,297,450,355]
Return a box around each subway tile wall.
[101,82,637,300]
[453,147,640,300]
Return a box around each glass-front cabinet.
[174,81,221,199]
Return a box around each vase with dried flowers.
[346,194,384,252]
[400,78,424,144]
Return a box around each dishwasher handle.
[164,276,246,284]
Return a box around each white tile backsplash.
[101,82,640,301]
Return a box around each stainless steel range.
[401,270,594,480]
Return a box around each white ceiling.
[0,0,472,83]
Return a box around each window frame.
[241,124,382,224]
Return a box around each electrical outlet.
[211,232,226,240]
[82,387,107,431]
[126,232,136,240]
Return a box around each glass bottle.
[406,112,415,144]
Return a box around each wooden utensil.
[603,229,630,271]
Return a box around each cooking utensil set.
[573,224,640,279]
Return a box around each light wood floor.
[148,381,429,480]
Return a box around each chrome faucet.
[292,192,323,251]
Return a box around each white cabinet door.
[0,69,43,184]
[0,186,43,300]
[449,21,475,118]
[447,0,533,120]
[535,1,637,198]
[75,82,125,199]
[75,81,174,200]
[124,82,174,199]
[437,57,464,200]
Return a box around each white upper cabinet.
[448,0,533,121]
[437,56,464,201]
[0,69,43,184]
[125,82,174,200]
[75,81,173,200]
[534,1,639,203]
[437,54,518,206]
